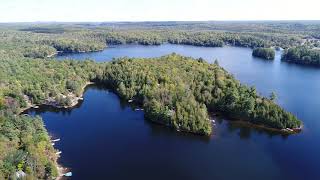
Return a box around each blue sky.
[0,0,319,22]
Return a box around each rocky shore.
[20,82,94,179]
[20,82,94,113]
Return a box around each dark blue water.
[28,44,320,179]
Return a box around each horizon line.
[1,20,320,24]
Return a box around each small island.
[252,48,275,60]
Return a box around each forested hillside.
[0,55,103,178]
[101,54,301,135]
[0,22,312,178]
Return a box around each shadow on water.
[89,84,290,141]
[26,84,291,143]
[24,102,82,115]
[25,84,123,115]
[252,56,275,64]
[25,84,211,143]
[213,115,290,140]
[143,118,212,143]
[47,44,320,180]
[226,121,289,140]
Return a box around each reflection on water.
[26,44,320,180]
[25,85,301,180]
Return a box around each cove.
[27,85,290,180]
[27,44,320,179]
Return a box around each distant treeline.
[0,25,307,59]
[103,30,300,48]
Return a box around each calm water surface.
[28,44,320,179]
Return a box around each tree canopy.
[0,22,310,178]
[252,48,275,60]
[101,54,301,135]
[282,46,320,66]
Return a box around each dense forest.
[252,48,275,60]
[0,21,315,178]
[100,54,301,135]
[0,22,313,59]
[0,55,103,178]
[0,113,58,179]
[282,46,320,65]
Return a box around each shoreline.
[20,81,94,179]
[54,48,106,57]
[56,164,70,180]
[46,52,58,58]
[24,81,300,136]
[210,112,302,135]
[20,81,302,179]
[227,119,302,134]
[20,81,94,114]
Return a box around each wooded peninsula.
[1,21,318,178]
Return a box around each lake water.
[28,44,320,179]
